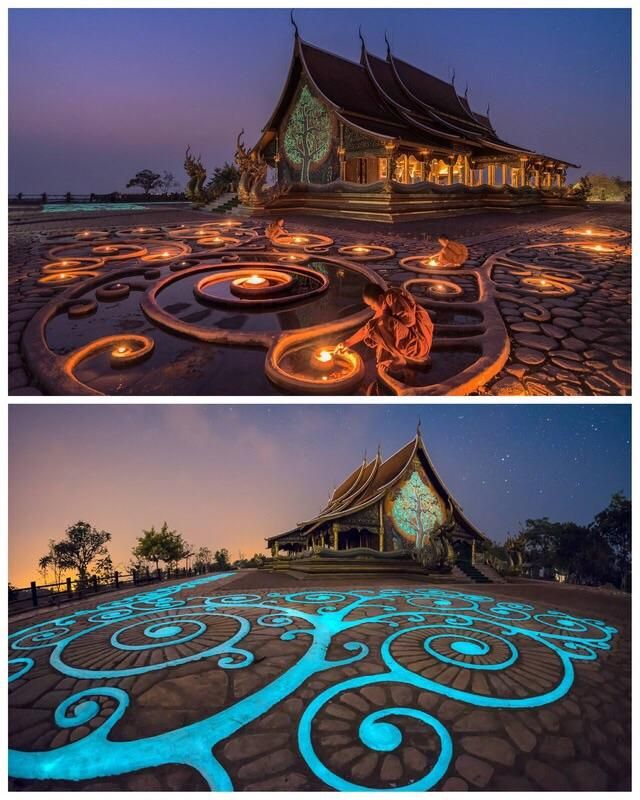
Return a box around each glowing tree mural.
[391,471,445,550]
[283,86,332,183]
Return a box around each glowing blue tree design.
[8,574,618,791]
[391,470,445,549]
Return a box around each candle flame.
[317,349,333,363]
[245,274,266,285]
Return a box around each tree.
[283,85,332,182]
[205,163,239,198]
[214,548,230,570]
[592,492,631,590]
[585,173,627,202]
[160,170,179,194]
[126,169,162,195]
[194,546,213,569]
[49,521,112,586]
[390,471,445,550]
[132,522,189,572]
[38,538,65,586]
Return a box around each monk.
[265,218,288,242]
[336,283,434,369]
[435,234,468,267]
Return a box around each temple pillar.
[556,171,563,188]
[384,143,395,185]
[271,543,277,558]
[488,164,496,186]
[519,157,528,188]
[420,149,430,182]
[337,146,346,181]
[378,504,385,551]
[471,539,476,565]
[332,523,338,550]
[534,168,542,189]
[502,163,509,185]
[447,155,455,185]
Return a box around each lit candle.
[312,348,335,372]
[111,343,131,359]
[352,246,369,254]
[428,258,438,267]
[244,274,266,286]
[293,236,308,244]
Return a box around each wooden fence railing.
[8,564,224,615]
[9,192,187,205]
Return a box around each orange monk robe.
[265,221,287,241]
[438,240,468,267]
[364,288,434,363]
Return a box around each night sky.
[8,404,630,586]
[9,8,630,194]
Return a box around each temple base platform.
[247,183,584,224]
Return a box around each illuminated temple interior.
[242,26,579,220]
[267,429,486,573]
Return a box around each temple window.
[378,157,388,180]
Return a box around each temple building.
[237,27,580,222]
[266,429,490,577]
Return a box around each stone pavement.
[8,204,631,396]
[8,571,630,791]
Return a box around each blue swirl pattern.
[8,576,618,791]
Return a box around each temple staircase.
[453,560,504,584]
[202,193,240,213]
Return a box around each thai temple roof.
[266,431,487,545]
[257,30,578,168]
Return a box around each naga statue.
[411,520,456,571]
[234,129,287,207]
[184,146,207,202]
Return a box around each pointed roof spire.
[377,442,382,459]
[450,67,456,86]
[290,10,299,38]
[416,417,422,438]
[358,25,367,58]
[363,448,368,463]
[486,101,491,118]
[384,30,392,58]
[464,82,469,100]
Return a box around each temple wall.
[278,79,339,185]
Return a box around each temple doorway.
[337,528,378,550]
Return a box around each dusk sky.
[9,404,630,587]
[9,8,630,194]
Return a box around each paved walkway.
[8,571,630,791]
[8,204,631,396]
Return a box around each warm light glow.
[161,251,170,257]
[293,236,308,244]
[111,343,132,359]
[352,246,369,254]
[245,274,266,286]
[428,258,438,267]
[585,229,593,235]
[317,349,333,363]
